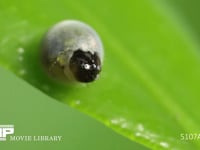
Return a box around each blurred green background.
[0,67,148,150]
[1,0,200,149]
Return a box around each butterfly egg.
[41,20,104,83]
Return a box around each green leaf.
[1,0,200,149]
[0,67,148,150]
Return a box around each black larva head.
[69,49,101,82]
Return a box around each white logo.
[0,125,14,141]
[0,125,62,142]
